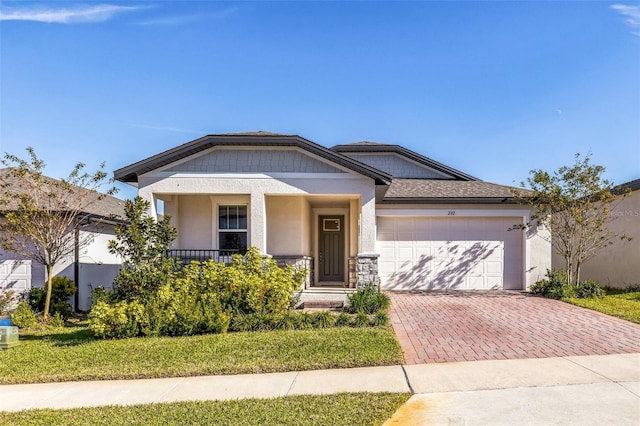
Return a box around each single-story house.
[552,178,640,288]
[114,132,551,292]
[0,169,125,311]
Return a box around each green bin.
[0,326,19,349]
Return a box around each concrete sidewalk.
[1,353,639,424]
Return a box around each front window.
[218,205,247,252]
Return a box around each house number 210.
[447,211,456,216]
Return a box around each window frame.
[217,204,248,252]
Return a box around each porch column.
[357,191,379,288]
[359,193,377,253]
[250,192,267,253]
[137,188,158,220]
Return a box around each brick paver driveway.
[389,291,640,364]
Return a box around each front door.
[318,215,345,282]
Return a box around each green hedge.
[90,248,306,338]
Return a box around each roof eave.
[381,197,518,204]
[114,134,392,185]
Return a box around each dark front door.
[318,215,345,282]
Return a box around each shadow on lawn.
[20,326,96,346]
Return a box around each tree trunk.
[44,265,53,320]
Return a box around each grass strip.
[0,392,411,426]
[0,326,403,384]
[564,292,640,324]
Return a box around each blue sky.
[1,1,638,200]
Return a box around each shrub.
[353,312,370,327]
[529,269,574,300]
[372,311,389,326]
[272,311,298,331]
[90,247,306,338]
[89,300,145,339]
[296,312,314,329]
[113,258,177,301]
[28,276,76,318]
[575,280,603,299]
[91,286,116,306]
[335,312,351,327]
[312,311,336,328]
[345,283,390,314]
[50,312,66,328]
[11,302,37,328]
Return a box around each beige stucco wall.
[266,196,312,256]
[176,195,214,249]
[552,190,640,287]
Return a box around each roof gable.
[165,148,346,174]
[332,142,477,181]
[115,133,391,184]
[340,152,453,179]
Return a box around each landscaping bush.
[372,311,390,326]
[112,258,178,301]
[28,276,76,318]
[90,247,302,338]
[575,280,603,299]
[353,312,370,327]
[345,283,391,314]
[531,270,604,300]
[89,300,145,339]
[311,311,336,328]
[529,269,574,299]
[10,301,37,328]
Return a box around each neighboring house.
[552,178,640,288]
[114,132,551,292]
[0,169,125,311]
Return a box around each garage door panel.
[377,217,523,291]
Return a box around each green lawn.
[0,325,404,384]
[565,292,640,324]
[0,392,411,426]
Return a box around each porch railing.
[166,249,239,265]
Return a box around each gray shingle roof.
[383,179,523,203]
[0,168,125,220]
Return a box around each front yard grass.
[0,392,411,426]
[564,292,640,324]
[0,324,404,384]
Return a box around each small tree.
[0,148,116,319]
[513,153,629,285]
[108,196,177,299]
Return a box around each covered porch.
[154,193,380,290]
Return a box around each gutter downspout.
[74,227,80,312]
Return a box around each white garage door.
[0,260,32,294]
[377,217,523,290]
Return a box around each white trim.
[144,172,362,180]
[210,197,250,250]
[376,208,532,218]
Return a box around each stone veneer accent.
[272,255,314,290]
[351,253,380,289]
[168,149,345,174]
